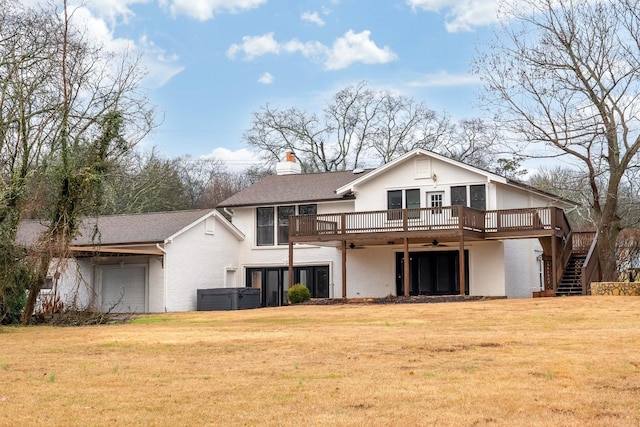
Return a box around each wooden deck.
[287,206,598,298]
[289,206,568,244]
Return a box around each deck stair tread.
[556,255,586,296]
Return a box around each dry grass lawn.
[1,296,640,426]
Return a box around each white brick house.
[20,148,600,312]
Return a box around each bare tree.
[528,166,593,227]
[244,81,450,171]
[474,0,640,280]
[0,1,155,323]
[173,155,226,208]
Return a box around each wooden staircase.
[556,255,586,296]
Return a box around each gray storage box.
[197,288,261,311]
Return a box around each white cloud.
[84,0,152,27]
[406,0,499,32]
[324,30,397,70]
[301,11,325,26]
[226,33,280,60]
[408,71,481,87]
[226,30,397,70]
[162,0,267,21]
[137,35,186,88]
[281,40,327,58]
[258,72,274,84]
[65,5,184,89]
[203,147,263,172]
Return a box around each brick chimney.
[276,151,302,175]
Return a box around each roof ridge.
[81,208,214,219]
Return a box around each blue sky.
[55,0,502,169]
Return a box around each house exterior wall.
[345,247,396,298]
[163,215,242,312]
[503,239,543,298]
[318,200,355,214]
[231,203,347,297]
[148,257,164,312]
[44,258,95,311]
[468,241,506,296]
[495,183,558,210]
[352,156,492,211]
[342,242,509,298]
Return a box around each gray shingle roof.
[218,170,371,208]
[17,209,215,247]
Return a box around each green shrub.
[1,287,26,325]
[287,284,311,304]
[1,262,34,325]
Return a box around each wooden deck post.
[551,234,557,293]
[342,240,347,298]
[403,237,410,297]
[459,234,466,295]
[288,241,294,288]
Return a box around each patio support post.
[551,234,557,293]
[342,240,347,298]
[459,234,466,295]
[403,237,410,297]
[288,241,294,289]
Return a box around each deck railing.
[290,206,564,238]
[573,231,597,254]
[484,207,552,233]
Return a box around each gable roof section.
[335,148,577,206]
[335,149,508,196]
[17,209,244,248]
[217,170,372,208]
[76,209,218,245]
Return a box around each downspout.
[156,242,168,312]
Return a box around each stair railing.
[581,233,601,295]
[553,209,574,293]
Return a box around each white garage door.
[101,266,146,313]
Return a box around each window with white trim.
[278,206,295,245]
[256,204,318,246]
[427,191,444,214]
[257,207,274,246]
[387,189,420,220]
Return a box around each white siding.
[345,247,396,298]
[46,258,95,311]
[343,244,509,298]
[469,242,506,296]
[503,239,541,298]
[353,156,490,212]
[148,257,164,312]
[164,215,242,312]
[495,183,559,210]
[231,203,348,298]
